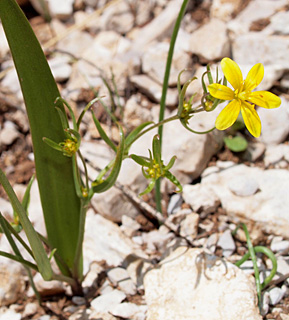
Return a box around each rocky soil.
[1,0,289,319]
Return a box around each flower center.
[234,89,251,102]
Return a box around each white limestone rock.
[30,0,74,20]
[131,0,184,50]
[107,267,137,295]
[144,247,261,320]
[0,24,9,59]
[200,164,289,238]
[32,273,66,296]
[210,0,242,22]
[83,209,146,274]
[162,108,224,186]
[263,11,289,35]
[264,144,289,167]
[259,96,289,145]
[0,121,19,146]
[182,184,220,215]
[99,1,134,34]
[142,42,192,86]
[217,229,236,257]
[189,18,230,61]
[48,55,72,82]
[90,289,126,313]
[232,32,289,69]
[0,310,21,320]
[56,30,94,57]
[109,302,147,320]
[130,74,178,107]
[0,262,25,306]
[227,0,288,36]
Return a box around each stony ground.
[1,0,289,319]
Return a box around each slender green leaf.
[92,125,124,193]
[91,110,117,152]
[0,170,52,280]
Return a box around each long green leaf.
[0,0,81,276]
[0,170,52,280]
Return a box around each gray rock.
[217,229,236,257]
[167,193,183,215]
[107,267,137,295]
[72,296,86,306]
[259,96,289,145]
[205,233,219,253]
[90,289,126,313]
[144,247,261,320]
[189,18,230,61]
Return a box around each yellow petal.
[208,83,234,100]
[241,102,261,137]
[244,63,264,91]
[221,58,243,91]
[248,91,281,109]
[215,100,241,130]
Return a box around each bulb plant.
[0,0,281,309]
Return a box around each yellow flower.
[208,57,281,137]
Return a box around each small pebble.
[268,287,285,306]
[72,296,86,306]
[217,229,236,257]
[271,236,289,253]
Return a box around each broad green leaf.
[224,136,248,152]
[0,0,81,277]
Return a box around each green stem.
[157,0,190,212]
[236,223,262,308]
[72,199,88,283]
